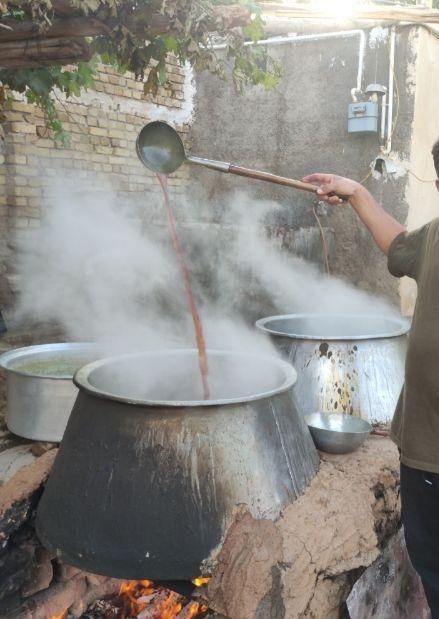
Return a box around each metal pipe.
[384,27,396,154]
[213,29,366,96]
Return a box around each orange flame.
[192,577,210,588]
[117,579,208,618]
[51,612,67,619]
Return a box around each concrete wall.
[189,26,419,309]
[0,58,193,306]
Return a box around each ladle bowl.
[136,121,187,175]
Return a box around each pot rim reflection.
[73,348,297,408]
[255,313,410,341]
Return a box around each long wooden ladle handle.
[229,164,318,193]
[229,164,348,201]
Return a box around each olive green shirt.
[388,217,439,473]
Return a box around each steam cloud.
[14,178,401,367]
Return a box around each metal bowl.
[305,412,371,454]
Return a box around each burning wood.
[82,580,209,619]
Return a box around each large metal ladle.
[136,121,340,198]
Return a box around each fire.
[192,577,210,588]
[51,612,67,619]
[116,580,208,618]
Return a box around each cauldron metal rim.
[73,348,297,407]
[255,313,410,341]
[0,342,99,380]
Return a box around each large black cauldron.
[36,349,318,580]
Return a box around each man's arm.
[302,174,405,256]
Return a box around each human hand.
[302,173,363,205]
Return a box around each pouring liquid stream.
[156,174,210,399]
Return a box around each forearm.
[349,186,405,255]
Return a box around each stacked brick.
[0,56,192,305]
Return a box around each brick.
[13,186,41,198]
[36,138,55,148]
[110,138,127,147]
[89,127,107,136]
[91,153,107,163]
[15,206,40,218]
[5,154,26,165]
[28,177,43,187]
[108,129,125,140]
[97,117,108,129]
[10,122,35,135]
[95,145,112,155]
[8,134,26,144]
[6,111,26,122]
[8,101,35,114]
[8,196,28,207]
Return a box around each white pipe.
[380,92,387,142]
[213,30,366,95]
[384,27,396,154]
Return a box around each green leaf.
[243,14,265,43]
[26,70,54,96]
[162,35,179,54]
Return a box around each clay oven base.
[207,437,402,619]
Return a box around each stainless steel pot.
[256,314,409,424]
[0,343,102,442]
[36,349,319,580]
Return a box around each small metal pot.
[36,349,319,580]
[0,343,102,442]
[256,314,409,424]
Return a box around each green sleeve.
[387,224,430,280]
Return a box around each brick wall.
[0,56,192,306]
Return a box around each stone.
[0,446,36,486]
[347,528,431,619]
[0,536,36,604]
[21,547,53,598]
[68,577,121,617]
[0,450,57,541]
[16,574,88,619]
[54,563,81,582]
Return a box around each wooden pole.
[0,5,251,43]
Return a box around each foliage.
[0,0,282,142]
[1,59,97,144]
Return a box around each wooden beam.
[0,4,251,43]
[0,17,109,42]
[0,37,91,69]
[260,4,439,24]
